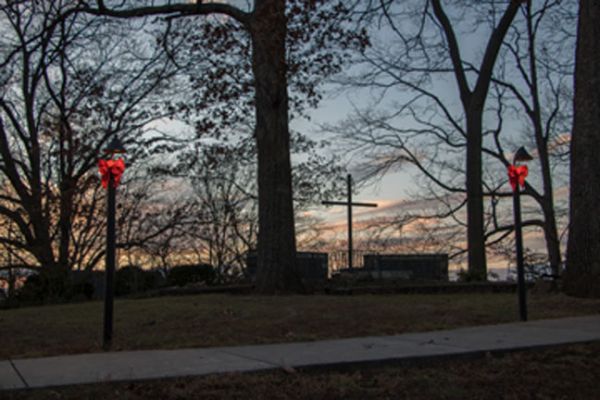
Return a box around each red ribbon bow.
[98,158,125,189]
[507,164,528,191]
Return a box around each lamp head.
[513,146,533,164]
[103,136,126,156]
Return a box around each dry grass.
[5,342,600,399]
[1,291,599,360]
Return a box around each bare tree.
[0,2,182,295]
[59,0,366,293]
[187,142,259,279]
[482,0,576,276]
[331,0,574,278]
[157,128,344,281]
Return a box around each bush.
[16,273,46,304]
[115,266,163,296]
[168,264,215,287]
[456,269,488,282]
[16,269,95,304]
[67,281,95,301]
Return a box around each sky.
[291,90,566,276]
[282,2,573,274]
[150,0,572,274]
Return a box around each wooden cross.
[322,174,377,270]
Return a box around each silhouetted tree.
[156,129,344,281]
[66,0,366,293]
[331,0,572,277]
[0,3,185,297]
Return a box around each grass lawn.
[4,342,600,399]
[1,291,599,359]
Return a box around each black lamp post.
[510,146,533,322]
[102,136,126,350]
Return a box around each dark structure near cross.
[322,174,378,270]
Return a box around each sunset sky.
[288,80,570,275]
[146,0,572,276]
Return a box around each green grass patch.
[1,292,599,359]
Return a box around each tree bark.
[465,110,486,279]
[250,0,302,293]
[541,199,561,275]
[565,0,600,297]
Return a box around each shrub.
[115,266,163,296]
[456,269,487,282]
[168,264,215,287]
[16,273,47,304]
[67,281,95,301]
[16,269,95,304]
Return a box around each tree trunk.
[250,0,303,294]
[565,0,600,297]
[431,0,521,281]
[533,108,562,277]
[540,195,562,276]
[58,121,74,272]
[465,110,487,280]
[58,176,73,270]
[526,6,562,277]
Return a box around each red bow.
[507,164,528,191]
[98,158,125,189]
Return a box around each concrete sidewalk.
[2,315,599,391]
